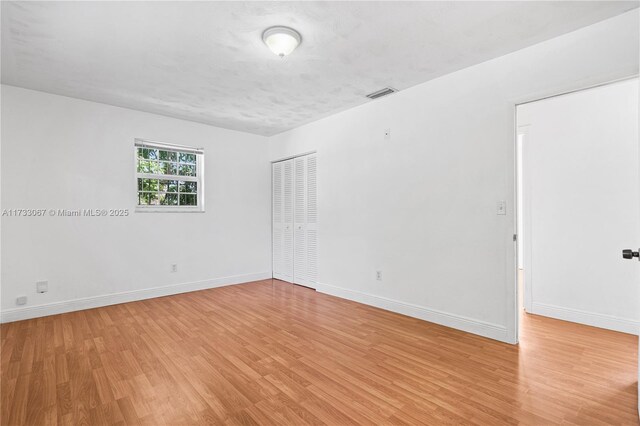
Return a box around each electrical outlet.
[16,296,27,305]
[384,128,391,140]
[376,271,383,281]
[171,264,178,273]
[36,281,48,293]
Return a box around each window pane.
[178,164,196,176]
[179,194,197,206]
[138,192,147,205]
[161,193,178,205]
[137,178,143,191]
[137,159,153,173]
[151,161,165,174]
[179,181,197,193]
[167,180,178,192]
[162,162,177,175]
[137,148,144,159]
[141,192,155,205]
[179,152,196,164]
[142,179,159,191]
[159,150,177,162]
[140,148,159,160]
[148,193,159,205]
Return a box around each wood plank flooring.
[1,279,638,425]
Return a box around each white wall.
[518,78,639,334]
[1,85,272,321]
[268,11,639,343]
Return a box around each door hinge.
[513,234,517,242]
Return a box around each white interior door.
[272,159,294,282]
[272,153,317,288]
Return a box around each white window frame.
[134,139,205,213]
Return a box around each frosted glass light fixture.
[262,26,302,57]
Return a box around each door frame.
[516,125,532,314]
[271,151,317,165]
[270,151,317,284]
[511,75,639,344]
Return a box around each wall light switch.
[16,296,27,305]
[497,201,507,215]
[36,281,48,293]
[384,128,391,140]
[376,271,383,281]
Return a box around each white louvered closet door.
[272,159,294,282]
[273,154,316,287]
[305,155,318,286]
[293,154,318,288]
[294,157,308,285]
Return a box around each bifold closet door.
[293,154,318,287]
[272,159,294,282]
[272,154,317,287]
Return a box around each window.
[135,139,204,212]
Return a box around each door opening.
[514,77,639,339]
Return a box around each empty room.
[1,1,639,425]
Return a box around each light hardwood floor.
[1,279,638,425]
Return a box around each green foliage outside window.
[136,147,199,207]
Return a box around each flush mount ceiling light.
[262,26,302,57]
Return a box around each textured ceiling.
[2,1,638,136]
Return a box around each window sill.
[135,207,205,213]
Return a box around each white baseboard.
[0,271,272,323]
[530,302,639,335]
[315,282,511,343]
